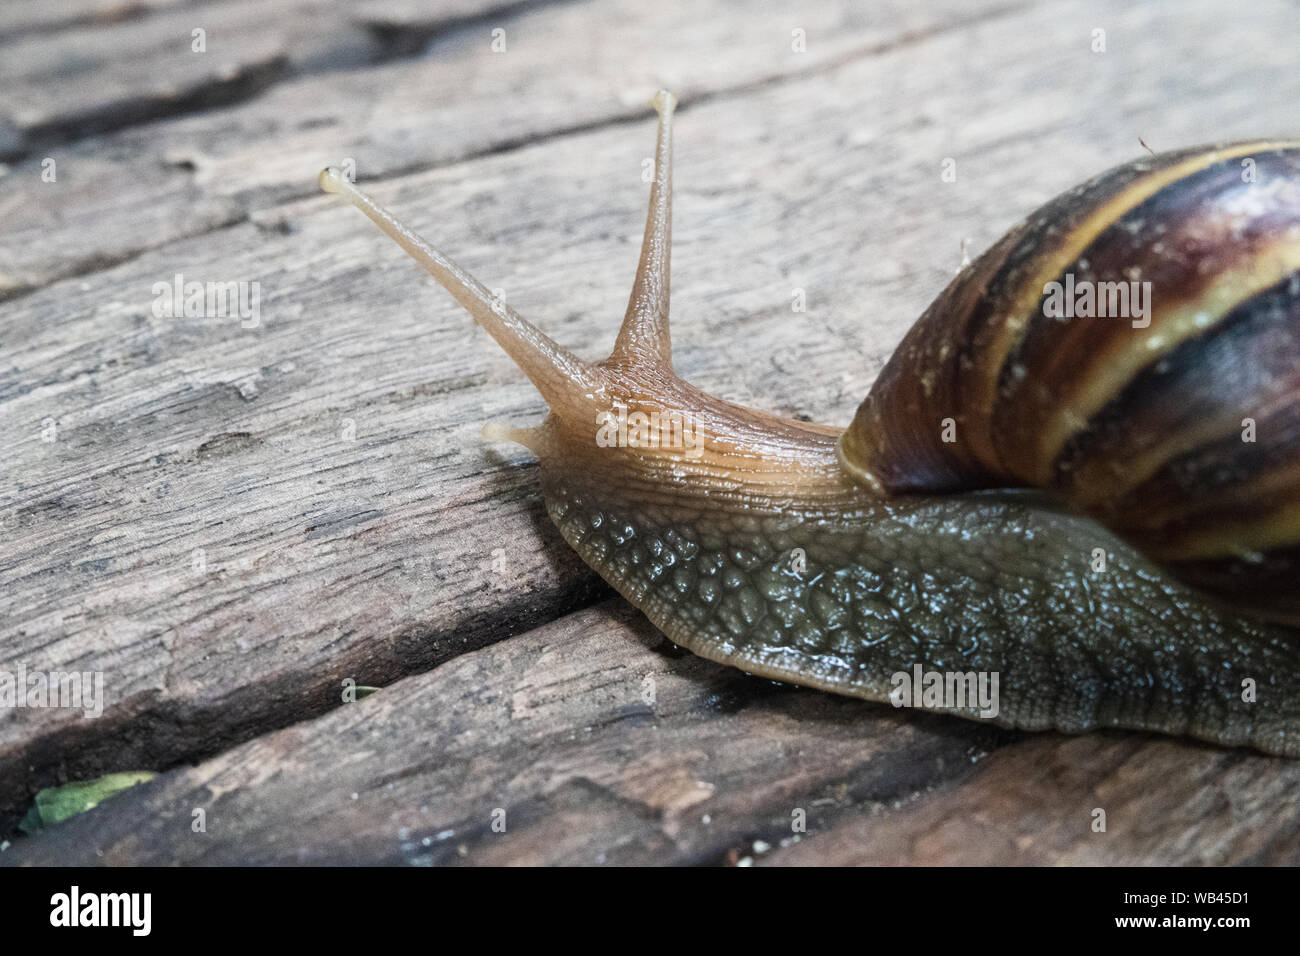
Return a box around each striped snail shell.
[839,142,1300,619]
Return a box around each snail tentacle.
[610,90,677,369]
[317,164,602,409]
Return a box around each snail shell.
[840,142,1300,618]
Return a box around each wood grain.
[0,0,1017,296]
[0,0,542,161]
[8,600,1293,866]
[1,600,1016,865]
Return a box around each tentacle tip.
[482,420,544,453]
[652,90,677,116]
[482,420,513,443]
[318,166,346,194]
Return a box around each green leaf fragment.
[18,771,157,835]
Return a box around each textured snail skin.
[320,93,1300,756]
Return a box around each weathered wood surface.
[3,601,1014,865]
[0,0,538,162]
[3,0,1300,864]
[0,0,1006,296]
[7,600,1297,866]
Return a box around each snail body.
[321,93,1300,756]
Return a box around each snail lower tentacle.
[320,92,1300,757]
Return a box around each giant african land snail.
[320,92,1300,756]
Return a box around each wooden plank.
[2,2,307,160]
[0,600,1016,865]
[0,0,1018,295]
[759,735,1300,866]
[7,599,1293,866]
[0,1,189,42]
[0,0,562,162]
[4,0,1300,858]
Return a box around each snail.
[320,91,1300,757]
